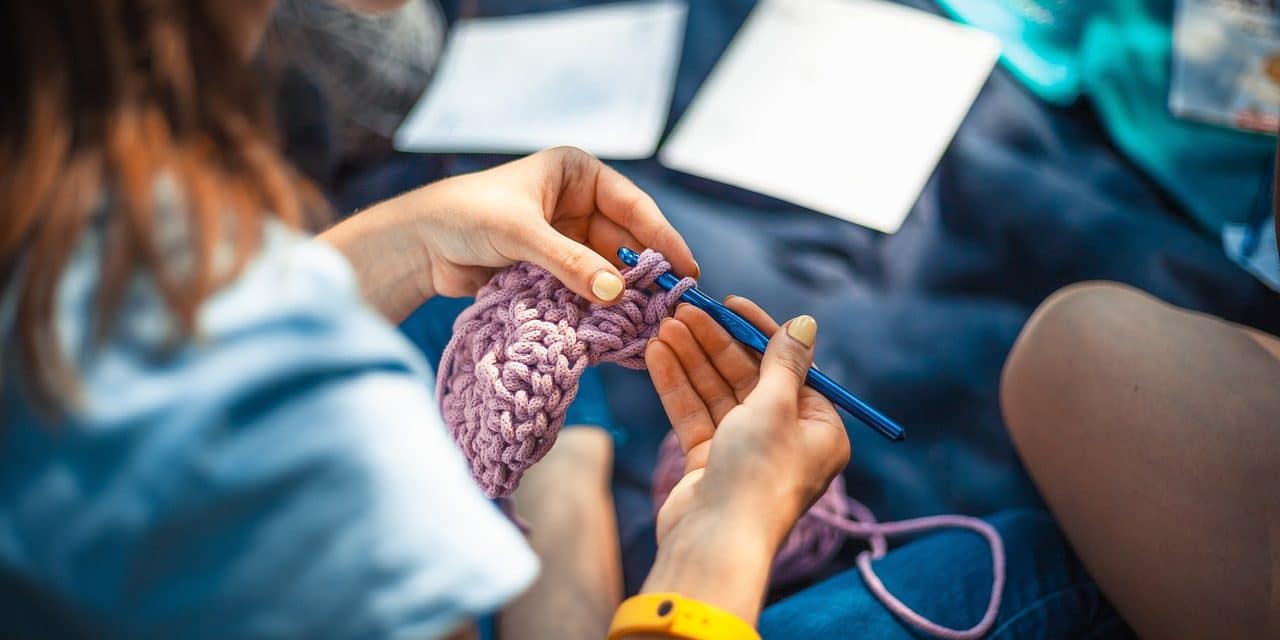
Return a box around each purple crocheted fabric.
[437,249,695,498]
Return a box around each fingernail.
[723,294,738,304]
[591,270,624,301]
[693,260,702,278]
[786,315,817,348]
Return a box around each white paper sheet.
[658,0,999,233]
[394,0,686,159]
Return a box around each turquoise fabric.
[0,221,536,638]
[937,0,1275,233]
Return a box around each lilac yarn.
[653,432,1007,640]
[437,249,694,498]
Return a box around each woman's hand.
[647,297,849,545]
[637,297,849,624]
[320,147,697,322]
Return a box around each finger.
[750,315,818,411]
[582,215,645,269]
[657,315,740,423]
[677,295,784,400]
[645,339,716,453]
[592,162,698,278]
[723,295,781,335]
[515,224,627,305]
[674,303,762,401]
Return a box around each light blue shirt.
[0,220,537,638]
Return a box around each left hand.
[321,147,697,321]
[638,297,848,624]
[646,297,848,546]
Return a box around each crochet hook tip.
[617,246,640,267]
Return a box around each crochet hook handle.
[619,247,905,442]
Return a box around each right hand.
[644,297,850,549]
[321,147,696,322]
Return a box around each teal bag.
[936,0,1275,234]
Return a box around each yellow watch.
[607,592,761,640]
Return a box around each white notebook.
[659,0,999,233]
[395,0,686,159]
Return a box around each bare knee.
[1000,281,1280,637]
[1000,281,1152,444]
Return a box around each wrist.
[318,190,439,322]
[640,503,780,625]
[691,462,810,548]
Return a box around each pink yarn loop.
[653,432,1006,640]
[438,249,694,498]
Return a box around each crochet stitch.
[437,249,694,498]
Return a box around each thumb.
[524,226,626,304]
[751,315,818,407]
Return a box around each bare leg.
[500,427,623,640]
[1001,282,1280,638]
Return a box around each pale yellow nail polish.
[787,315,817,347]
[591,270,624,301]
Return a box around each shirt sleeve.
[135,366,540,640]
[26,228,538,639]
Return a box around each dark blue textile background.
[321,0,1280,596]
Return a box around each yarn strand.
[811,504,1006,639]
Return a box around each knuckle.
[558,245,591,275]
[548,145,596,175]
[620,191,648,218]
[772,347,809,379]
[657,224,682,249]
[547,144,589,158]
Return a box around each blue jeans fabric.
[759,510,1134,639]
[398,295,618,435]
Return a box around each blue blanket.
[331,0,1280,595]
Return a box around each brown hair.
[1,1,324,409]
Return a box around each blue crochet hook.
[618,247,905,442]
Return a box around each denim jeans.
[759,509,1134,639]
